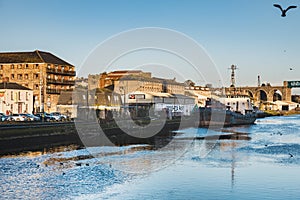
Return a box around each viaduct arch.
[225,81,292,106]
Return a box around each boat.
[198,92,257,127]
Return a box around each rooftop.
[0,82,31,90]
[0,50,74,66]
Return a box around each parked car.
[0,113,9,121]
[35,112,56,122]
[50,112,68,121]
[7,114,29,121]
[24,114,41,121]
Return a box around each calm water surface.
[1,115,300,199]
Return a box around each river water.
[1,115,300,200]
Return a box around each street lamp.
[37,69,44,113]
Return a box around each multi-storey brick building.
[0,50,76,113]
[91,70,184,94]
[99,70,151,89]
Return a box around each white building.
[0,82,33,114]
[219,95,253,115]
[126,91,196,116]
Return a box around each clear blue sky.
[1,0,299,93]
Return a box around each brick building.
[0,50,76,113]
[97,70,151,89]
[90,70,185,95]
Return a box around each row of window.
[4,73,40,80]
[5,103,29,114]
[8,91,30,101]
[47,64,73,71]
[0,64,40,70]
[0,73,74,81]
[0,64,74,71]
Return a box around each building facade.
[114,74,185,94]
[0,82,33,114]
[97,70,152,89]
[0,50,76,113]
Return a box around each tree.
[184,80,195,87]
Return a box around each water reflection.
[1,115,300,199]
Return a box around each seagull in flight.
[273,4,297,17]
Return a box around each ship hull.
[199,107,256,127]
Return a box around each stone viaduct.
[225,81,292,105]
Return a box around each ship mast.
[230,65,237,88]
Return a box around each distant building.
[114,74,185,95]
[76,77,88,89]
[58,88,122,119]
[87,70,186,104]
[98,70,152,89]
[0,50,76,112]
[185,86,211,107]
[0,80,33,114]
[88,74,100,90]
[126,91,195,117]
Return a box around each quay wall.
[0,120,187,156]
[0,122,82,156]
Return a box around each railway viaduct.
[225,81,292,105]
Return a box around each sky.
[0,0,299,93]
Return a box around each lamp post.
[37,71,44,113]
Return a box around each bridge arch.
[270,89,282,101]
[256,89,268,101]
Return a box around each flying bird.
[273,4,297,17]
[290,68,293,71]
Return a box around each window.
[17,74,23,80]
[11,91,13,100]
[24,74,28,79]
[0,65,3,70]
[35,64,39,69]
[35,84,39,90]
[18,92,21,101]
[11,64,14,69]
[25,64,29,69]
[18,64,22,69]
[34,74,39,79]
[26,92,29,101]
[11,74,15,80]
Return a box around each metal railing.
[46,68,76,76]
[46,78,75,85]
